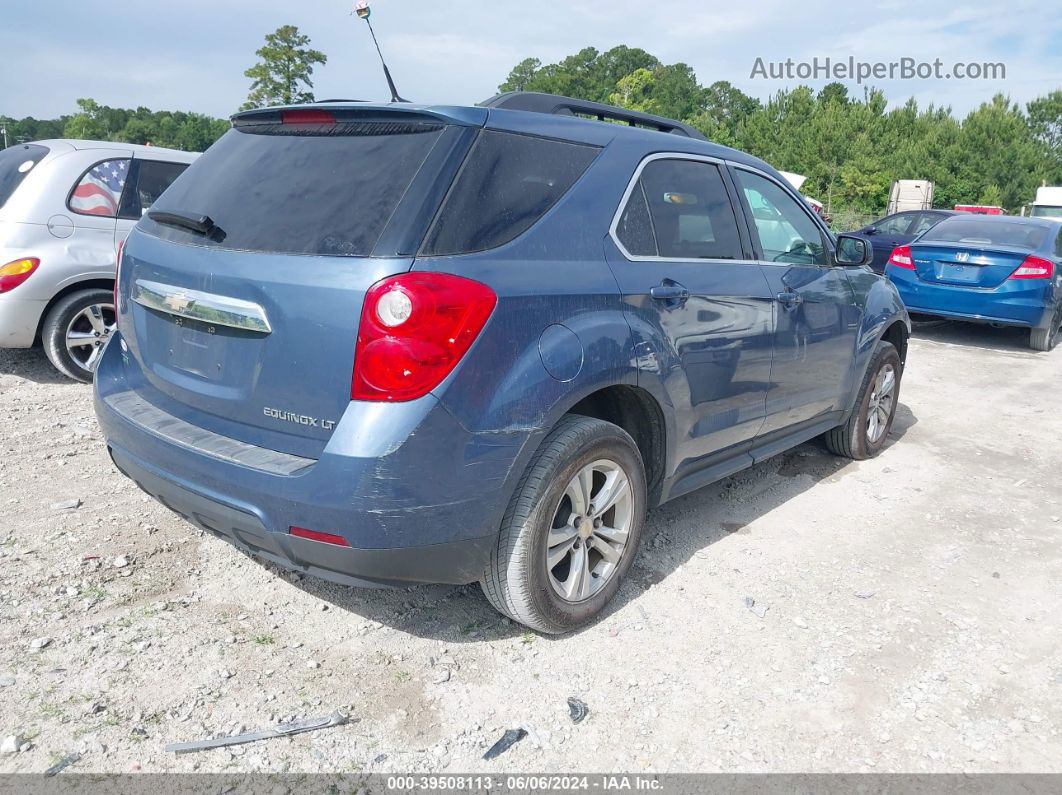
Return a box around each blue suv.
[94,92,910,633]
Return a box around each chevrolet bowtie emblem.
[164,293,192,312]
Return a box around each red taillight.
[887,245,915,270]
[1010,255,1054,280]
[0,258,40,293]
[281,109,336,125]
[352,273,497,402]
[114,240,125,318]
[289,526,351,547]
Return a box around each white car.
[0,140,198,380]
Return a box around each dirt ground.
[1,320,1060,775]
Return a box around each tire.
[1030,308,1061,352]
[481,415,647,634]
[824,341,902,460]
[42,289,116,383]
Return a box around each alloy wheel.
[866,363,896,444]
[66,302,116,373]
[546,459,634,603]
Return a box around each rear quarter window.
[420,130,600,256]
[0,143,49,210]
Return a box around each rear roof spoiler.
[480,91,709,141]
[230,104,487,129]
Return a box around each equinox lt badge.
[264,407,336,431]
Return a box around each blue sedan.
[885,215,1062,351]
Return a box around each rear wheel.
[481,415,647,634]
[824,341,902,460]
[1030,307,1061,352]
[42,289,115,383]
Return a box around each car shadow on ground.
[282,402,918,643]
[910,318,1039,354]
[0,347,73,385]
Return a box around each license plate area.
[938,263,982,284]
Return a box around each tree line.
[4,33,1060,219]
[501,46,1062,217]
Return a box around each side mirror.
[835,234,872,267]
[864,226,878,236]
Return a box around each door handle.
[776,290,803,309]
[650,282,690,302]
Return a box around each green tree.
[242,25,327,110]
[498,57,542,92]
[63,98,109,140]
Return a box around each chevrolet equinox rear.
[95,93,911,633]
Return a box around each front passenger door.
[731,167,861,440]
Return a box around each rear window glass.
[0,143,49,210]
[922,218,1047,249]
[143,124,445,256]
[421,130,599,256]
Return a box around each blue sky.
[2,0,1059,120]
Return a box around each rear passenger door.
[604,154,775,477]
[730,166,861,441]
[68,155,131,262]
[116,159,191,248]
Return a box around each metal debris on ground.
[567,697,589,724]
[44,753,80,777]
[482,728,527,760]
[164,712,348,754]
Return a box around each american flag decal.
[70,159,127,216]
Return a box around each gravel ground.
[0,320,1060,775]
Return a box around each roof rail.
[479,91,708,142]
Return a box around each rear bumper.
[0,291,45,347]
[94,335,532,587]
[887,267,1055,328]
[107,445,494,587]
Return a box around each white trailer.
[887,179,934,214]
[1030,186,1062,219]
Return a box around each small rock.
[18,742,31,753]
[432,669,451,684]
[792,617,809,629]
[306,660,320,669]
[112,555,130,568]
[0,736,20,755]
[50,498,82,511]
[0,675,14,687]
[854,591,876,599]
[30,637,52,650]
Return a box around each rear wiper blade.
[147,210,225,242]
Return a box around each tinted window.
[69,158,131,218]
[0,144,49,210]
[735,169,827,265]
[615,182,656,256]
[909,212,944,236]
[421,130,599,256]
[633,159,742,260]
[118,160,189,220]
[145,124,445,256]
[921,218,1047,249]
[873,214,913,235]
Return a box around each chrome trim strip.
[132,279,272,334]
